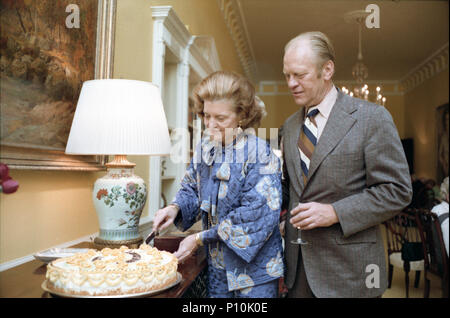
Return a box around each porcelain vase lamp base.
[92,155,147,249]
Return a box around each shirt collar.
[308,85,337,119]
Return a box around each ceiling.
[229,0,449,83]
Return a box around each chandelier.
[341,10,386,106]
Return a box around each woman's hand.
[173,234,198,263]
[152,205,179,233]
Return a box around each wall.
[259,94,297,131]
[0,0,242,265]
[404,69,449,180]
[0,170,102,263]
[384,94,406,139]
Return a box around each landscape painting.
[0,0,115,170]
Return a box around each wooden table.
[0,240,206,298]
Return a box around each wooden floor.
[380,226,444,298]
[382,265,443,298]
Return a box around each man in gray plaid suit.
[281,31,412,297]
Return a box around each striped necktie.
[298,108,320,184]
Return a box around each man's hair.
[284,31,336,73]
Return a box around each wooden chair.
[383,210,425,298]
[415,209,449,298]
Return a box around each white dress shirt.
[306,85,338,141]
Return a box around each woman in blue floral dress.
[152,71,284,298]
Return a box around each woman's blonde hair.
[192,71,266,129]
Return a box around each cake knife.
[145,229,158,245]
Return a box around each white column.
[147,15,166,221]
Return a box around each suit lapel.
[306,92,357,184]
[286,109,305,198]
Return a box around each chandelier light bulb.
[345,10,386,106]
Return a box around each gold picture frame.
[0,0,116,170]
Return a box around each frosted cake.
[45,244,178,296]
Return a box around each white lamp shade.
[65,79,171,155]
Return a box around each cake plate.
[34,248,91,263]
[42,272,182,298]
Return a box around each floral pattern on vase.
[92,168,147,241]
[96,183,145,211]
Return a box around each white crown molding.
[235,0,256,70]
[400,42,449,93]
[217,0,256,81]
[152,6,191,57]
[151,6,221,83]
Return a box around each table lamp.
[66,79,171,248]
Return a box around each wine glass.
[291,202,308,245]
